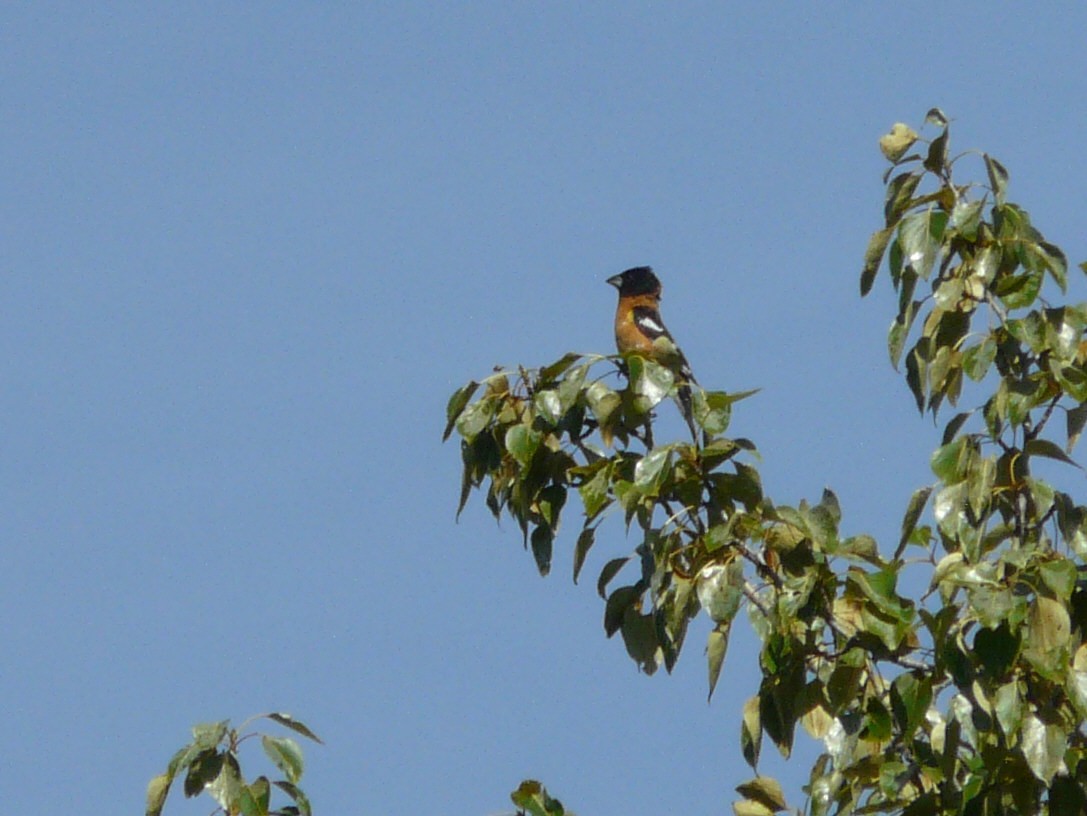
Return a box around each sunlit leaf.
[204,753,243,811]
[899,208,940,280]
[984,153,1009,204]
[146,773,171,816]
[962,336,996,381]
[191,721,229,751]
[262,736,304,785]
[697,560,743,624]
[732,800,775,816]
[505,424,541,467]
[695,390,733,435]
[266,714,323,744]
[879,123,919,163]
[861,227,893,295]
[1022,713,1067,783]
[742,695,762,769]
[585,380,620,426]
[949,198,984,240]
[511,780,566,816]
[443,381,479,441]
[925,108,948,127]
[707,625,730,702]
[735,776,787,813]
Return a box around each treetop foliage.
[146,713,321,816]
[445,110,1087,815]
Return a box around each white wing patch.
[635,313,666,335]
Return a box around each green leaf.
[241,777,271,816]
[1038,241,1069,291]
[539,352,584,383]
[888,314,910,370]
[578,461,612,519]
[741,695,762,769]
[532,389,562,425]
[1022,713,1067,784]
[603,584,641,638]
[925,108,949,127]
[995,268,1043,310]
[1067,403,1087,452]
[628,356,674,412]
[511,780,566,816]
[984,154,1009,204]
[941,411,972,445]
[273,780,313,816]
[706,625,730,701]
[261,735,304,785]
[949,197,984,240]
[191,721,229,751]
[861,227,894,296]
[884,171,922,226]
[924,127,949,174]
[962,336,997,381]
[1023,596,1071,676]
[454,397,496,442]
[735,776,788,812]
[694,390,733,435]
[879,123,919,163]
[890,672,932,738]
[1039,558,1077,600]
[994,681,1022,736]
[530,524,553,576]
[537,484,566,528]
[1025,438,1080,469]
[585,380,621,425]
[634,446,672,494]
[183,749,223,798]
[697,560,743,623]
[505,424,542,468]
[266,714,323,744]
[146,773,172,816]
[733,799,775,816]
[443,381,480,441]
[931,437,970,483]
[204,753,243,812]
[573,526,595,584]
[597,557,630,599]
[899,208,940,279]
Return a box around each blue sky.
[3,4,1086,815]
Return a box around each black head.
[606,266,662,297]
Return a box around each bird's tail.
[677,382,702,445]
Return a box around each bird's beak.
[606,274,623,289]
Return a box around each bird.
[606,266,699,440]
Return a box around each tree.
[445,109,1087,814]
[146,713,322,816]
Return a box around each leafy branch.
[446,110,1087,814]
[146,713,322,816]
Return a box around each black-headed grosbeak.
[606,266,698,439]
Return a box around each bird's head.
[606,266,662,298]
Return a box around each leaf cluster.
[146,713,322,816]
[445,111,1087,815]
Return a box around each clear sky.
[3,4,1086,815]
